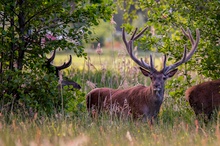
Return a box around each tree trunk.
[17,0,25,70]
[0,11,6,76]
[9,17,15,71]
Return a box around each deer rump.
[86,87,119,115]
[185,79,220,119]
[86,85,163,121]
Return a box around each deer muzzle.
[153,84,161,92]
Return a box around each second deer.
[46,50,81,90]
[185,79,220,120]
[87,27,200,122]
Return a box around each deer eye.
[149,75,153,79]
[163,76,167,80]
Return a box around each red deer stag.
[86,27,200,122]
[46,50,81,89]
[185,79,220,120]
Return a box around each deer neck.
[155,89,164,103]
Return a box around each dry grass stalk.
[105,98,132,120]
[101,63,107,83]
[86,80,96,89]
[0,139,5,146]
[86,56,97,71]
[59,134,89,146]
[216,112,220,142]
[126,131,134,146]
[96,43,103,55]
[110,15,116,25]
[194,119,199,134]
[118,80,130,89]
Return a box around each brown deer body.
[86,27,200,122]
[105,84,165,120]
[86,87,119,115]
[185,79,220,119]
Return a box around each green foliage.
[0,68,60,116]
[161,74,196,123]
[0,0,115,116]
[63,88,86,117]
[89,20,116,47]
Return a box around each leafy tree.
[117,0,219,79]
[0,0,114,116]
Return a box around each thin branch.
[0,0,19,16]
[24,3,61,26]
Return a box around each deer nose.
[153,84,161,91]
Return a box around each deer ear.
[139,67,152,77]
[165,68,178,78]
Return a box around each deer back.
[86,87,119,113]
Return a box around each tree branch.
[24,3,61,26]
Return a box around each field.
[1,47,219,146]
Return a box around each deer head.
[46,50,81,89]
[122,27,200,96]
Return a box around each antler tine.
[130,28,138,40]
[122,28,129,53]
[163,46,187,73]
[163,28,200,73]
[181,27,194,45]
[47,50,56,63]
[140,54,154,69]
[55,55,72,70]
[184,28,200,61]
[162,54,167,70]
[133,26,149,40]
[122,26,156,72]
[150,54,154,69]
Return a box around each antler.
[54,55,72,71]
[47,49,56,63]
[122,26,157,72]
[163,27,200,73]
[47,50,72,76]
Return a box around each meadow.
[1,46,219,146]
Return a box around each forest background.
[0,0,219,145]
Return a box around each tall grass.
[0,114,220,146]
